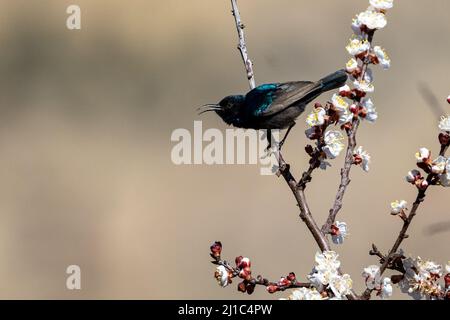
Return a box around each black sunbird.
[199,69,348,149]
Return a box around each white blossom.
[357,9,387,30]
[401,257,444,299]
[354,146,371,172]
[331,221,349,245]
[287,287,324,300]
[439,116,450,132]
[329,274,353,299]
[306,107,326,127]
[323,130,345,159]
[374,46,391,69]
[331,93,349,113]
[370,0,394,11]
[380,277,393,299]
[438,160,450,187]
[361,98,378,122]
[214,266,229,287]
[353,79,375,93]
[362,265,381,290]
[431,156,447,174]
[346,58,358,73]
[415,147,431,163]
[346,37,370,56]
[390,200,407,215]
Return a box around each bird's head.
[198,95,245,126]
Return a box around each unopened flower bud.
[277,277,291,287]
[330,224,340,236]
[406,170,421,184]
[447,95,450,104]
[415,178,429,190]
[237,257,251,269]
[287,272,296,282]
[314,102,323,109]
[210,241,222,258]
[266,284,279,294]
[239,267,252,281]
[246,283,255,295]
[237,281,247,293]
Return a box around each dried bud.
[235,256,243,267]
[266,284,279,294]
[391,274,404,284]
[210,241,222,258]
[439,132,450,146]
[287,272,296,282]
[305,145,314,156]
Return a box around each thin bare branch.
[230,0,256,89]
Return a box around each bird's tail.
[318,69,348,92]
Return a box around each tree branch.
[322,31,375,234]
[361,141,450,300]
[230,0,256,89]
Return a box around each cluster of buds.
[266,272,298,294]
[235,256,256,294]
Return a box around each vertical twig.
[230,0,256,89]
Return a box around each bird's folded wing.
[247,81,322,117]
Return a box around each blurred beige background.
[0,0,448,299]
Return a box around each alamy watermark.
[171,121,280,175]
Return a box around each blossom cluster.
[303,0,393,171]
[301,251,353,300]
[404,121,450,190]
[362,265,393,299]
[399,257,450,300]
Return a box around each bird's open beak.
[197,104,221,115]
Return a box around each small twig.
[230,0,256,89]
[212,257,312,291]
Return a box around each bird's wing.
[245,81,322,117]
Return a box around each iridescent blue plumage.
[202,69,348,133]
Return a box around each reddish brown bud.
[445,274,450,288]
[287,272,296,282]
[277,277,291,287]
[239,267,252,281]
[237,281,247,293]
[439,132,450,146]
[305,145,314,156]
[210,241,222,258]
[266,284,279,294]
[237,257,251,269]
[246,283,255,295]
[314,102,323,109]
[353,154,363,166]
[447,96,450,104]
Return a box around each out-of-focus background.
[0,0,448,299]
